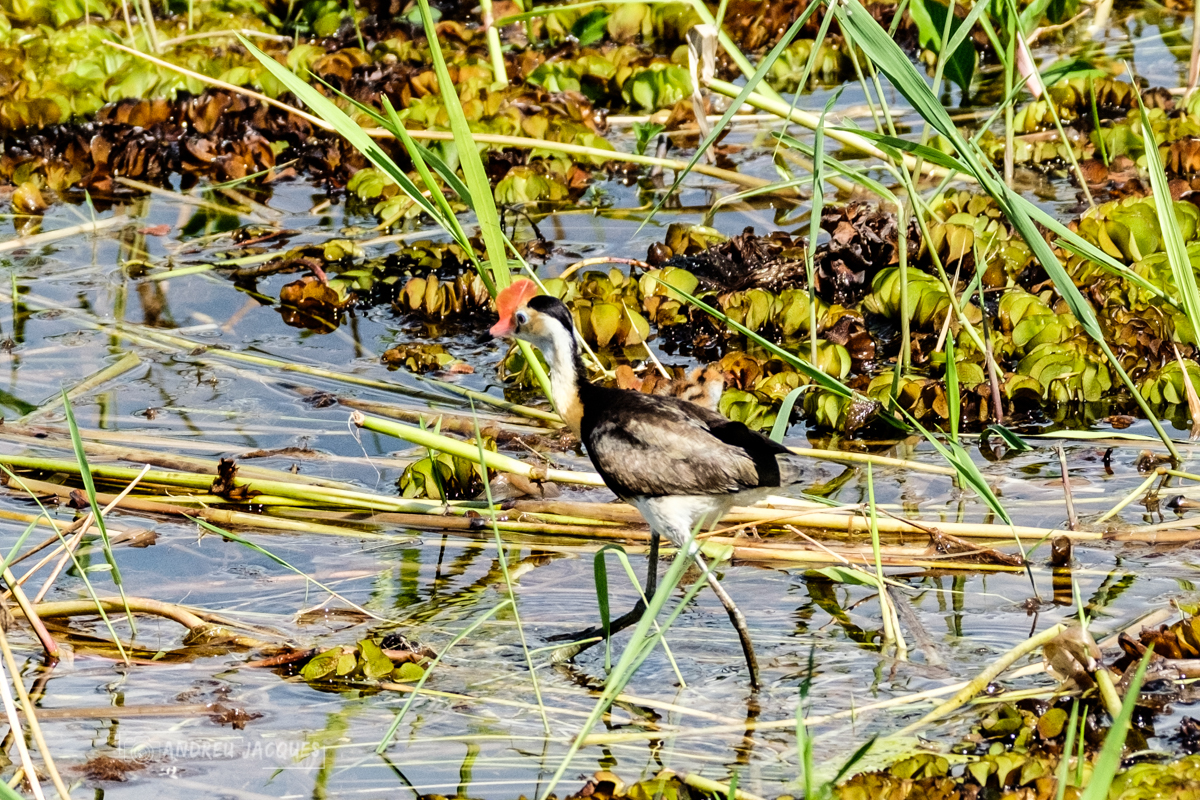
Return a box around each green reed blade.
[833,0,1180,459]
[946,332,961,443]
[593,548,611,671]
[471,400,549,733]
[808,89,840,365]
[770,386,807,443]
[1080,647,1152,800]
[1135,79,1200,343]
[193,519,388,621]
[61,391,136,634]
[376,599,511,752]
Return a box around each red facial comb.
[490,279,540,337]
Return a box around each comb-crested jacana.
[491,279,803,689]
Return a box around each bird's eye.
[515,310,529,326]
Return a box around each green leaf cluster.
[300,638,426,683]
[525,46,691,112]
[398,434,494,500]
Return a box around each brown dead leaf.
[210,458,255,502]
[207,703,262,730]
[76,755,149,782]
[1043,624,1102,689]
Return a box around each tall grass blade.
[894,404,1011,524]
[866,463,902,655]
[945,333,961,442]
[388,4,556,397]
[318,78,475,205]
[797,647,816,797]
[471,401,549,732]
[1054,699,1081,800]
[581,544,685,683]
[1079,647,1152,800]
[61,391,136,634]
[542,547,709,798]
[377,600,512,752]
[237,38,453,239]
[593,548,611,670]
[240,32,553,399]
[384,99,474,249]
[832,0,1181,458]
[1134,83,1200,343]
[832,736,878,784]
[1015,197,1168,301]
[807,91,840,364]
[638,5,818,232]
[770,386,806,443]
[413,0,509,287]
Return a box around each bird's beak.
[490,316,516,338]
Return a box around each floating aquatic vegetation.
[524,45,692,112]
[299,634,431,684]
[768,38,854,92]
[398,434,495,499]
[972,76,1200,177]
[524,1,702,48]
[381,342,468,373]
[279,275,354,329]
[397,270,494,319]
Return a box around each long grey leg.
[692,551,761,691]
[547,530,661,659]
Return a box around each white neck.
[537,322,584,435]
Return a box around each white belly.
[630,494,734,554]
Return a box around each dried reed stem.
[0,626,69,800]
[893,623,1066,737]
[0,653,44,799]
[0,215,129,254]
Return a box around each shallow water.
[2,6,1200,798]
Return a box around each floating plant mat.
[5,205,1200,799]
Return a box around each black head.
[527,294,574,334]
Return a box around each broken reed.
[0,430,1093,574]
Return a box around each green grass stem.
[62,393,137,636]
[376,600,511,752]
[471,402,549,733]
[352,411,606,487]
[1080,648,1153,799]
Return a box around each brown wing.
[582,392,783,499]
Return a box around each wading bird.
[490,279,803,689]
